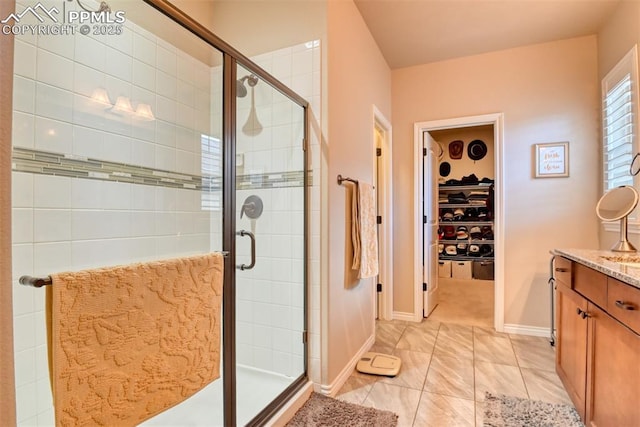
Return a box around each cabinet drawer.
[573,262,607,308]
[607,278,640,334]
[554,256,572,288]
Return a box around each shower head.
[236,80,247,98]
[236,74,258,98]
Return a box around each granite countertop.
[552,248,640,290]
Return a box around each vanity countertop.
[553,248,640,290]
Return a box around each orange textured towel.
[46,253,224,426]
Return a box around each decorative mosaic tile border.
[11,147,307,190]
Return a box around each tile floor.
[335,288,572,426]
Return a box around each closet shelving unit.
[438,183,494,262]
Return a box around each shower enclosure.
[10,0,308,425]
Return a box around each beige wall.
[391,36,600,328]
[171,0,215,30]
[325,0,391,384]
[598,1,640,249]
[209,1,326,58]
[597,1,640,82]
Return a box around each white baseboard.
[393,311,418,322]
[318,333,375,397]
[503,324,551,338]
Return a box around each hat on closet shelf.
[443,226,456,239]
[456,226,468,240]
[481,226,494,240]
[480,244,493,257]
[456,243,468,255]
[470,226,482,239]
[453,208,465,221]
[445,244,457,255]
[465,207,478,220]
[461,173,479,184]
[442,209,454,221]
[468,139,487,161]
[477,207,489,220]
[449,140,464,159]
[439,161,451,177]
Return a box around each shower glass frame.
[143,1,310,425]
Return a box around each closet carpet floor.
[427,278,494,328]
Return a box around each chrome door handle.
[236,230,256,270]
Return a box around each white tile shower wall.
[232,41,322,383]
[235,187,305,378]
[11,2,221,423]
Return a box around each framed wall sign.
[535,142,569,178]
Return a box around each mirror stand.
[612,216,637,252]
[597,185,639,252]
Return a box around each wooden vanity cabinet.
[555,257,640,427]
[555,281,588,420]
[585,303,640,427]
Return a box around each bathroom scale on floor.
[356,352,402,377]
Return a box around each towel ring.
[631,153,640,176]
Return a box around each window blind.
[201,134,222,211]
[603,73,634,190]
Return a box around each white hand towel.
[355,183,379,279]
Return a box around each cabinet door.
[556,283,588,420]
[586,303,640,427]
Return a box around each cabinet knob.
[615,300,636,311]
[576,308,590,319]
[555,267,569,273]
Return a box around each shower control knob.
[240,195,263,219]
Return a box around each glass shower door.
[234,63,306,425]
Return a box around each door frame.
[373,105,394,321]
[413,113,505,331]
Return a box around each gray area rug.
[286,392,398,427]
[483,392,583,427]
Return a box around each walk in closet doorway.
[414,114,504,331]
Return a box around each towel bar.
[337,174,358,185]
[19,275,52,288]
[19,251,229,287]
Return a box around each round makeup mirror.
[596,185,639,252]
